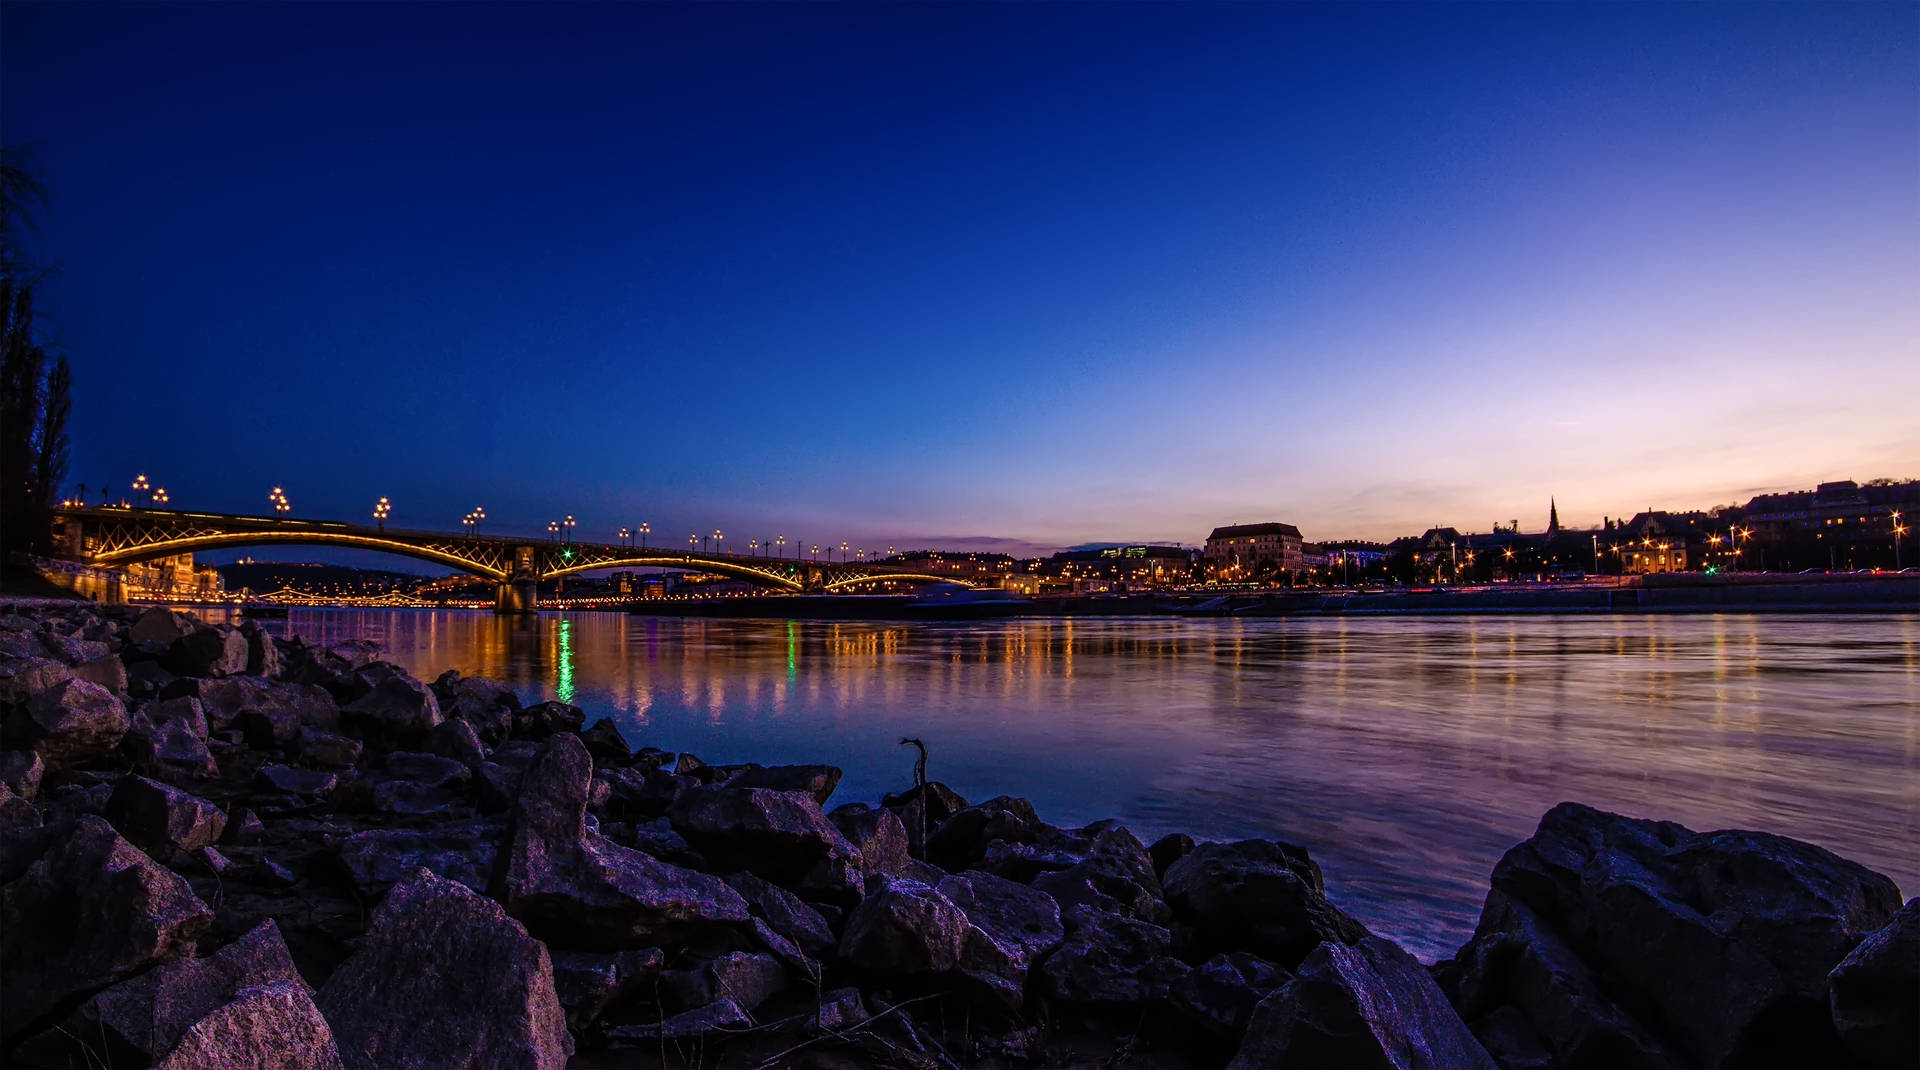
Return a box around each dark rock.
[550,947,664,1032]
[939,869,1064,1012]
[292,726,363,769]
[726,870,837,957]
[729,762,843,805]
[830,802,915,878]
[150,980,343,1070]
[882,780,968,855]
[810,987,870,1033]
[475,760,522,812]
[839,875,971,979]
[0,783,37,828]
[664,951,787,1013]
[606,999,749,1042]
[72,651,129,694]
[240,620,281,678]
[126,698,220,779]
[339,669,442,747]
[255,764,339,797]
[1149,832,1195,876]
[432,672,519,744]
[168,626,250,678]
[596,764,689,821]
[222,807,265,845]
[168,676,337,736]
[425,716,488,771]
[924,797,1039,872]
[0,815,213,1046]
[514,699,585,741]
[105,775,228,855]
[0,748,43,798]
[129,607,198,645]
[1036,904,1186,1006]
[0,655,72,704]
[1026,821,1170,924]
[616,816,709,868]
[668,781,862,888]
[16,919,311,1067]
[19,677,129,767]
[498,733,749,950]
[332,819,502,898]
[1163,838,1368,966]
[317,868,571,1070]
[1168,951,1291,1039]
[578,716,631,763]
[1229,935,1495,1070]
[126,658,175,701]
[1447,802,1903,1068]
[1829,897,1919,1068]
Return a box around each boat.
[900,584,1026,620]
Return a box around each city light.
[269,487,290,513]
[373,496,391,531]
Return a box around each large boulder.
[1229,936,1495,1070]
[1829,897,1919,1068]
[316,868,571,1070]
[1167,951,1291,1041]
[726,870,837,958]
[105,775,228,856]
[168,626,250,678]
[939,869,1064,1012]
[15,919,320,1067]
[1036,904,1186,1007]
[498,734,748,949]
[18,677,128,767]
[151,980,343,1070]
[728,763,843,805]
[340,669,442,747]
[0,655,73,704]
[0,748,44,798]
[987,820,1167,924]
[830,802,915,878]
[166,676,337,736]
[432,671,520,744]
[1163,838,1369,966]
[331,819,502,898]
[0,815,213,1045]
[1441,803,1903,1068]
[240,620,281,678]
[550,947,663,1032]
[838,876,970,976]
[129,607,198,645]
[924,795,1040,872]
[669,781,863,892]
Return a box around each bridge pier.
[494,577,539,615]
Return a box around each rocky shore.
[1,602,1912,1069]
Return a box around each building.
[1038,545,1197,591]
[126,553,224,601]
[1613,512,1705,574]
[1204,523,1304,581]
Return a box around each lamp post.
[152,488,169,508]
[689,533,698,554]
[564,514,576,548]
[132,474,150,507]
[373,497,391,531]
[777,534,786,559]
[472,506,485,534]
[618,526,631,548]
[714,529,723,555]
[464,513,476,535]
[811,544,819,562]
[1894,512,1906,569]
[639,522,650,549]
[840,540,849,564]
[270,487,290,514]
[749,539,758,556]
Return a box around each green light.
[562,548,574,562]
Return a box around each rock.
[550,947,663,1032]
[1163,838,1369,966]
[340,670,442,746]
[342,750,473,817]
[810,987,870,1033]
[607,999,749,1042]
[293,726,364,769]
[221,807,265,845]
[1829,897,1919,1068]
[1168,951,1291,1039]
[168,677,338,735]
[1229,935,1495,1070]
[831,802,915,878]
[73,651,129,694]
[130,607,198,645]
[19,677,129,767]
[668,781,862,887]
[0,748,43,798]
[923,795,1040,872]
[332,819,502,898]
[578,716,631,763]
[1036,904,1186,1007]
[939,869,1064,1012]
[1446,802,1903,1068]
[882,780,968,856]
[838,876,970,975]
[515,699,585,740]
[151,980,344,1070]
[0,783,37,828]
[255,764,340,797]
[425,717,487,771]
[241,620,281,678]
[316,868,571,1070]
[596,764,689,820]
[0,654,72,703]
[126,659,175,701]
[105,775,228,855]
[168,626,250,678]
[618,816,709,868]
[17,919,312,1066]
[726,870,837,958]
[498,734,749,950]
[1020,821,1169,924]
[664,951,787,1013]
[1149,832,1195,876]
[432,672,519,744]
[126,698,220,779]
[729,763,843,805]
[0,815,213,1045]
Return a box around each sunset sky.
[4,2,1914,556]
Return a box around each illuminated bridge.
[51,506,976,613]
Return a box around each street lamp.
[689,533,698,554]
[777,534,786,559]
[1894,512,1906,569]
[618,526,631,548]
[564,514,576,547]
[548,520,560,541]
[270,487,290,514]
[464,512,477,535]
[639,522,650,549]
[132,473,151,507]
[472,506,485,534]
[373,497,391,531]
[749,538,758,556]
[811,544,819,561]
[714,529,723,555]
[152,488,169,507]
[840,540,849,563]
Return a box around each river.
[248,609,1918,962]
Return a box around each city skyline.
[3,3,1915,554]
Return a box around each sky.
[4,2,1915,563]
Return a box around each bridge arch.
[819,573,980,592]
[89,532,509,580]
[540,554,806,591]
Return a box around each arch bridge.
[51,506,976,613]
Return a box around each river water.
[253,609,1918,962]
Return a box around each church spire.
[1547,497,1560,536]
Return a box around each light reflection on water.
[259,609,1918,961]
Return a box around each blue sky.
[4,2,1915,558]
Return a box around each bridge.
[50,506,976,613]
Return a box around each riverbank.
[1,603,1913,1068]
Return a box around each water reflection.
[263,609,1919,960]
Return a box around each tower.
[1547,498,1561,537]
